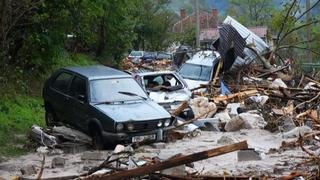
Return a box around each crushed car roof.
[64,65,131,80]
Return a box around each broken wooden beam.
[172,101,189,117]
[85,141,248,180]
[212,90,258,103]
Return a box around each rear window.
[179,63,212,81]
[52,72,73,93]
[130,51,143,56]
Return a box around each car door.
[50,72,74,123]
[69,75,89,131]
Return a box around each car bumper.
[101,128,165,143]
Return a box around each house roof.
[200,26,268,41]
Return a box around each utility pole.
[306,0,312,63]
[195,0,200,49]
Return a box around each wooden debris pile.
[121,58,172,72]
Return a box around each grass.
[0,95,44,156]
[0,53,97,157]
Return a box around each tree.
[228,0,275,26]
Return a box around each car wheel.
[45,110,57,127]
[92,131,105,150]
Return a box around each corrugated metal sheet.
[223,16,269,55]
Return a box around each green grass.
[0,95,44,156]
[0,53,97,157]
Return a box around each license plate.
[132,134,156,143]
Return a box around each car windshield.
[90,78,148,103]
[179,63,212,81]
[130,51,142,57]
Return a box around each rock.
[237,149,261,161]
[224,116,244,132]
[152,142,166,149]
[249,95,269,106]
[214,111,231,123]
[281,117,296,132]
[51,157,66,168]
[226,103,241,117]
[190,97,217,118]
[269,78,288,89]
[20,164,37,175]
[113,145,125,154]
[283,126,312,138]
[239,113,267,129]
[36,146,49,154]
[81,151,104,161]
[217,135,235,145]
[159,153,186,176]
[113,144,134,154]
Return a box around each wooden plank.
[212,90,258,103]
[86,141,248,180]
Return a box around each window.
[52,72,73,93]
[179,63,212,81]
[90,78,148,103]
[70,76,87,100]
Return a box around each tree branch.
[277,45,320,55]
[294,0,320,23]
[276,0,298,44]
[279,19,320,43]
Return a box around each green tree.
[228,0,275,26]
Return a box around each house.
[173,8,269,47]
[172,8,219,32]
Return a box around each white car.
[178,51,220,90]
[133,71,194,119]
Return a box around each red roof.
[200,26,268,41]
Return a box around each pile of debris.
[121,58,172,72]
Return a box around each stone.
[214,111,231,123]
[237,149,261,161]
[193,118,220,131]
[226,103,241,117]
[152,142,166,149]
[224,116,244,132]
[249,95,269,106]
[159,153,186,176]
[113,145,125,154]
[281,117,296,132]
[51,157,66,168]
[20,164,37,175]
[269,78,288,89]
[283,126,312,138]
[81,151,104,161]
[239,113,267,129]
[217,135,235,145]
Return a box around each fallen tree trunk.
[85,141,248,180]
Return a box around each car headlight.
[157,121,163,127]
[164,119,171,127]
[116,123,124,131]
[127,123,134,131]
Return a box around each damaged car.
[133,71,194,119]
[43,65,172,149]
[178,50,221,90]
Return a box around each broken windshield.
[179,63,212,81]
[90,78,148,103]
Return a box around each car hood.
[94,100,171,122]
[149,89,191,103]
[183,79,208,90]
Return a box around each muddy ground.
[0,129,311,179]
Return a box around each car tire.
[45,109,57,127]
[92,131,105,150]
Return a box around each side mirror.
[77,94,86,102]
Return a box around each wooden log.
[172,101,189,117]
[86,141,248,180]
[212,90,258,103]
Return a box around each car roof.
[135,71,176,76]
[63,65,131,80]
[186,50,220,66]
